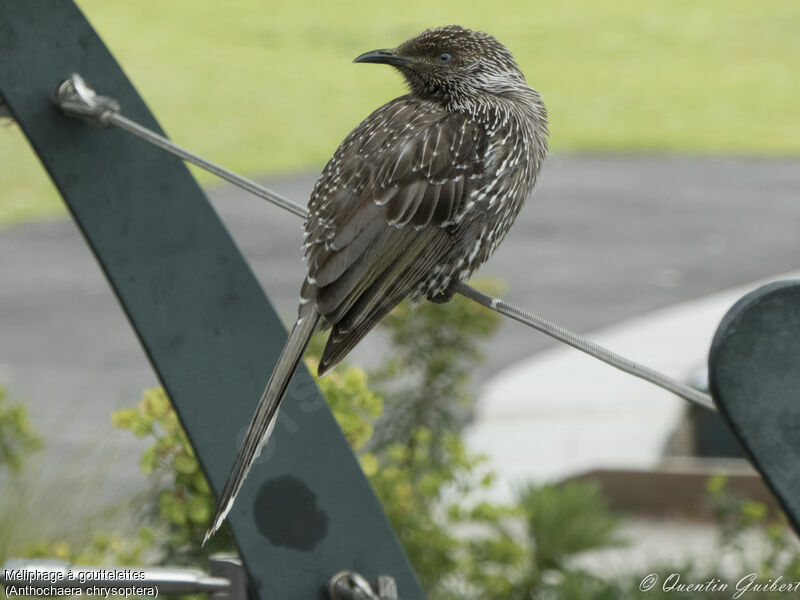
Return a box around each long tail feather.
[204,306,320,544]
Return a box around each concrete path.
[1,156,799,509]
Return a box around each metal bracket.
[208,555,251,600]
[53,73,119,125]
[328,571,399,600]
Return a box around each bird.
[205,24,549,542]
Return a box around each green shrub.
[0,386,41,474]
[369,279,503,449]
[111,387,231,564]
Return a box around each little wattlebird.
[205,24,548,542]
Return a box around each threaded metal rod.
[455,283,715,409]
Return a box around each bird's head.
[353,25,527,105]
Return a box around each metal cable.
[454,283,715,410]
[53,74,715,411]
[108,113,307,219]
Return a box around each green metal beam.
[709,280,800,536]
[0,2,424,597]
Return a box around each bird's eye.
[438,52,452,64]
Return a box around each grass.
[1,0,799,226]
[0,448,144,565]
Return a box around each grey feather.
[204,304,320,543]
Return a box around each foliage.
[111,387,234,564]
[369,279,503,447]
[579,477,800,600]
[705,475,800,587]
[364,439,621,599]
[0,386,146,567]
[363,428,509,598]
[502,482,621,598]
[518,482,621,572]
[0,386,41,474]
[5,1,800,226]
[0,386,43,563]
[23,531,150,566]
[306,354,383,451]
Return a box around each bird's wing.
[302,96,485,373]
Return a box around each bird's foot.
[427,286,456,304]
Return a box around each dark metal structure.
[709,281,800,533]
[0,2,424,598]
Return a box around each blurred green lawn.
[1,0,798,226]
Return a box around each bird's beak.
[353,48,414,67]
